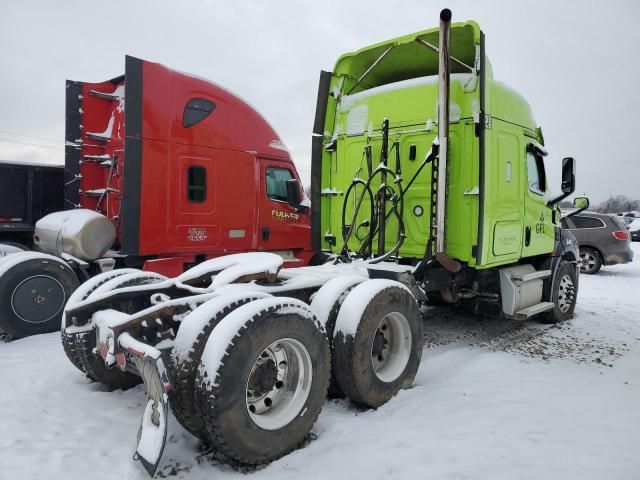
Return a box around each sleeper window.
[187,166,207,203]
[183,98,215,128]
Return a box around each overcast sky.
[1,0,638,203]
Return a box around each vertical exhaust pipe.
[435,8,461,272]
[436,8,451,256]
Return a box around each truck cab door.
[257,158,310,253]
[151,145,257,257]
[488,131,524,262]
[521,145,555,257]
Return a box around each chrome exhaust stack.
[436,8,451,256]
[435,8,461,272]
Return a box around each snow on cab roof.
[0,159,63,168]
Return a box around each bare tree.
[595,195,640,214]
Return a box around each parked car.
[615,213,637,226]
[562,212,634,274]
[628,218,640,242]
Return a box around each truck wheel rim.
[246,338,313,430]
[371,312,412,383]
[579,252,595,272]
[557,274,575,313]
[11,275,65,324]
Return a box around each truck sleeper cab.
[64,56,311,276]
[0,56,312,339]
[311,16,581,319]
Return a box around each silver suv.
[561,212,634,274]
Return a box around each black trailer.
[0,160,64,253]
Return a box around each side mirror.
[286,179,302,208]
[549,156,576,206]
[562,195,590,220]
[561,157,575,194]
[573,196,589,210]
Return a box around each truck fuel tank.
[34,209,115,261]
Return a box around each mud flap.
[130,355,172,477]
[436,251,462,272]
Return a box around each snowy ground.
[1,244,639,480]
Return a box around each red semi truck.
[0,56,313,338]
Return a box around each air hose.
[337,132,440,265]
[338,149,405,264]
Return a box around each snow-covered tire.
[75,331,142,389]
[62,269,139,329]
[61,269,139,373]
[61,329,86,373]
[0,242,29,256]
[579,247,602,274]
[332,279,422,408]
[0,253,79,338]
[169,291,272,438]
[310,275,365,397]
[195,298,330,465]
[542,260,578,324]
[73,270,167,389]
[88,270,168,298]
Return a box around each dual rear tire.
[171,280,423,467]
[61,269,166,389]
[331,280,423,408]
[173,297,331,465]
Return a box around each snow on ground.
[1,244,639,480]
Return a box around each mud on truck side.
[0,55,311,339]
[62,10,586,475]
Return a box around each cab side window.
[526,150,546,194]
[265,167,293,202]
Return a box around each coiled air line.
[338,119,440,265]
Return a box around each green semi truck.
[61,10,588,475]
[308,10,588,319]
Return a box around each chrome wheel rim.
[371,312,412,383]
[557,274,575,313]
[246,338,312,430]
[579,252,596,273]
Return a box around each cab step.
[86,132,111,142]
[89,89,120,101]
[83,154,110,161]
[514,301,554,319]
[82,187,118,197]
[511,270,551,282]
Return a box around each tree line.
[591,195,640,214]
